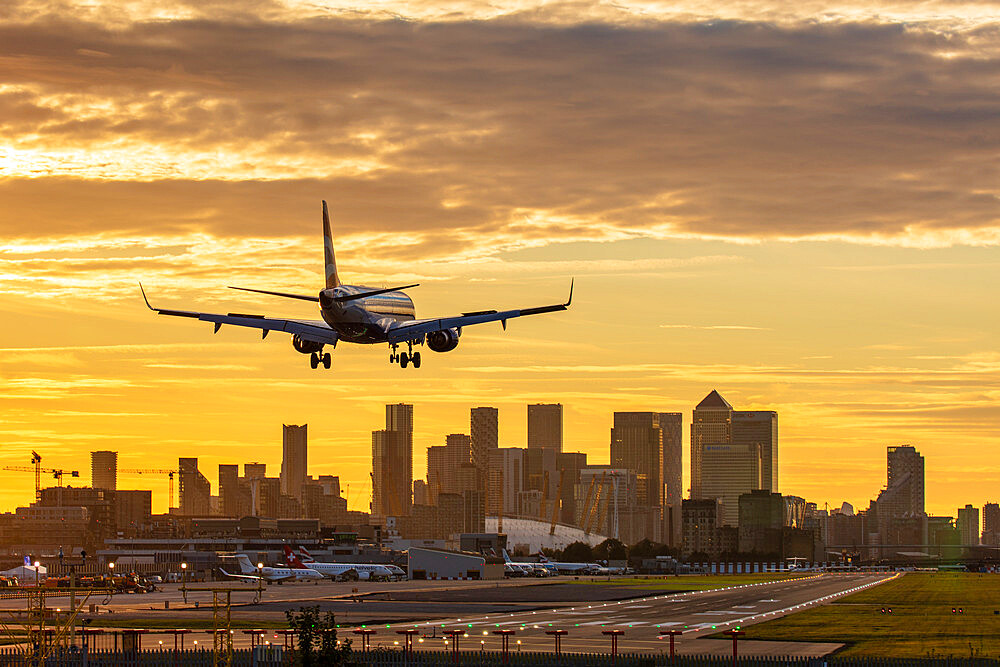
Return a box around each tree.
[285,606,352,666]
[561,541,593,562]
[593,538,627,561]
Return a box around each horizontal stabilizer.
[333,284,419,303]
[228,286,319,302]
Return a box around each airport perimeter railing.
[4,648,1000,667]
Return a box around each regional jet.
[141,201,572,370]
[219,554,324,582]
[282,546,394,581]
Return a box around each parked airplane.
[501,549,538,577]
[283,546,394,581]
[297,546,405,579]
[536,553,599,575]
[141,201,572,370]
[219,554,324,582]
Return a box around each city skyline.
[0,393,992,520]
[2,0,999,524]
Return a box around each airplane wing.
[386,280,572,344]
[140,285,338,346]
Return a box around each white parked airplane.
[283,546,394,581]
[536,552,599,575]
[219,554,324,582]
[141,201,572,370]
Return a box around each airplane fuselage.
[319,285,415,344]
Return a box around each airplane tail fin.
[322,201,341,289]
[537,552,549,563]
[299,547,316,563]
[501,549,512,563]
[283,546,306,569]
[235,554,255,575]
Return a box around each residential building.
[470,407,499,471]
[983,502,1000,546]
[371,404,413,518]
[178,458,211,516]
[682,498,722,558]
[91,450,118,491]
[958,504,979,546]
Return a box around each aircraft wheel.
[412,352,421,368]
[400,353,409,369]
[389,353,395,363]
[310,352,319,369]
[322,353,332,369]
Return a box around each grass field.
[582,574,810,590]
[738,573,1000,658]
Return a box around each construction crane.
[3,452,79,502]
[584,472,607,535]
[497,468,504,535]
[549,469,564,535]
[117,469,177,508]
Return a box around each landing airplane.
[219,554,324,582]
[141,201,572,370]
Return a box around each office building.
[91,450,118,491]
[732,410,778,491]
[470,407,499,470]
[527,403,562,452]
[115,489,152,536]
[281,424,308,500]
[487,447,524,517]
[958,504,979,546]
[660,412,683,546]
[556,451,588,526]
[983,502,1000,546]
[371,404,413,518]
[700,443,762,527]
[178,457,211,516]
[690,390,733,498]
[610,412,664,507]
[738,490,783,553]
[244,463,267,479]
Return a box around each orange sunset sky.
[1,0,998,519]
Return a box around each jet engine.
[292,334,324,355]
[426,328,460,353]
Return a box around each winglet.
[139,282,155,311]
[565,278,574,307]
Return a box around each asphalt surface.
[0,573,897,656]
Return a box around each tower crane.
[117,469,178,508]
[549,469,564,535]
[2,452,79,502]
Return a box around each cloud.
[659,324,770,330]
[0,11,997,251]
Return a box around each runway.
[381,573,895,656]
[0,573,896,656]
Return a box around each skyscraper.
[886,445,924,516]
[281,424,308,500]
[372,404,413,518]
[178,457,211,516]
[690,390,733,498]
[470,407,499,470]
[660,413,684,546]
[700,442,762,526]
[982,502,1000,545]
[487,448,524,517]
[91,450,117,491]
[732,410,778,492]
[527,403,562,452]
[610,412,665,507]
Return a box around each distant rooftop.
[696,390,733,410]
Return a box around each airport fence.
[2,648,1000,667]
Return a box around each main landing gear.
[389,343,421,369]
[310,352,332,370]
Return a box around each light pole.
[659,629,683,662]
[257,563,264,602]
[34,561,42,588]
[492,629,516,664]
[602,630,624,662]
[180,562,188,603]
[545,629,567,658]
[723,629,745,667]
